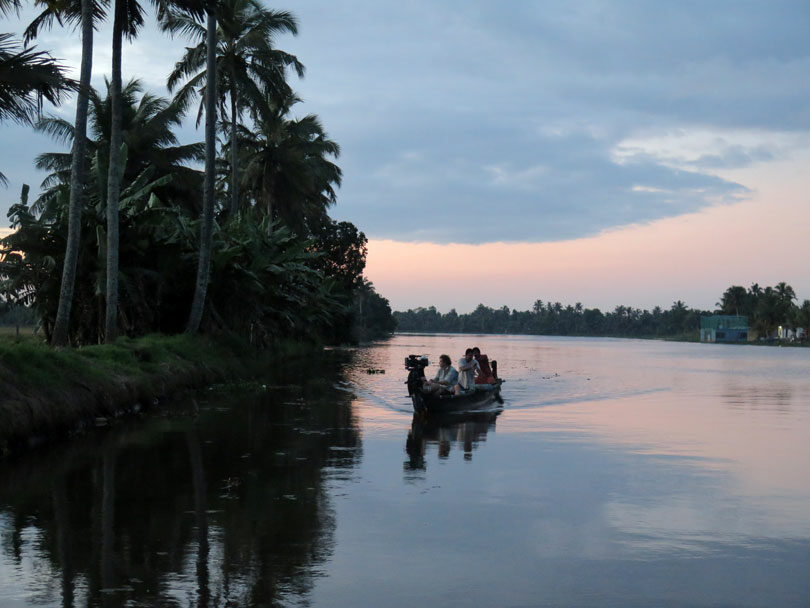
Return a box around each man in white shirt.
[455,348,480,394]
[423,354,458,394]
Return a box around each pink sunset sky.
[366,147,810,313]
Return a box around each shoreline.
[0,333,319,457]
[392,330,809,347]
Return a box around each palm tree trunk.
[50,0,93,347]
[186,1,217,334]
[229,66,239,216]
[263,171,274,234]
[104,4,124,343]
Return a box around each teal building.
[700,315,749,343]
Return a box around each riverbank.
[0,332,316,456]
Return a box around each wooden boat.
[405,354,504,414]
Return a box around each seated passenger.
[472,346,495,384]
[455,348,480,394]
[423,354,458,394]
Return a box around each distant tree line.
[394,282,809,339]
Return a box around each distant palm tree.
[164,0,303,216]
[775,281,796,304]
[718,285,747,316]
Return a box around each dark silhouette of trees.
[395,282,807,340]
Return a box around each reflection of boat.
[405,354,504,414]
[405,410,501,469]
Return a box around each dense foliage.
[0,6,395,346]
[717,283,810,338]
[395,282,808,340]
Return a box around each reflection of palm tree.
[52,474,75,607]
[100,443,116,604]
[186,426,209,608]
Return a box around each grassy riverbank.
[0,332,315,455]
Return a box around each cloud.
[612,128,810,171]
[2,1,810,244]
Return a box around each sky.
[2,1,810,313]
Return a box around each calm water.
[1,335,809,607]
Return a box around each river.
[1,334,809,607]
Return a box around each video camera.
[405,354,429,398]
[404,354,429,371]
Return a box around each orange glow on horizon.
[365,152,810,313]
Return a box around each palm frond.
[0,34,73,125]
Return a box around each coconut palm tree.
[239,95,341,236]
[22,0,105,345]
[103,0,145,342]
[718,285,747,316]
[103,0,206,343]
[0,34,69,127]
[0,34,71,185]
[184,0,216,334]
[35,79,204,206]
[0,0,18,14]
[9,80,204,343]
[164,0,302,333]
[163,0,303,216]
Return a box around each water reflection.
[405,410,501,472]
[4,336,810,607]
[0,354,360,607]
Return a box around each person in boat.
[454,348,480,394]
[472,346,496,384]
[423,354,458,394]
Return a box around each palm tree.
[240,95,341,236]
[184,0,216,334]
[103,0,206,342]
[21,0,101,346]
[103,0,145,342]
[0,34,69,186]
[0,34,70,130]
[13,80,203,343]
[718,285,747,316]
[35,79,204,204]
[0,0,19,14]
[163,0,303,216]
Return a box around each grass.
[0,332,320,455]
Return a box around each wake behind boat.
[405,354,504,414]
